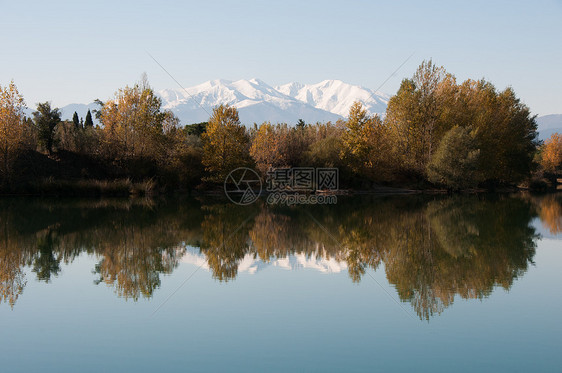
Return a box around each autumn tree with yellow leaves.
[202,105,251,182]
[341,101,390,181]
[385,60,538,185]
[250,122,291,175]
[540,133,562,173]
[385,60,449,175]
[0,81,33,185]
[98,75,169,161]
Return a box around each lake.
[0,194,561,372]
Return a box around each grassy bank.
[1,178,157,197]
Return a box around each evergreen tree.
[84,109,94,128]
[33,102,61,154]
[184,122,208,136]
[72,111,80,129]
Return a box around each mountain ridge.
[276,79,389,117]
[159,78,389,125]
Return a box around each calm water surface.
[1,194,561,372]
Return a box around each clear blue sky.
[1,0,561,115]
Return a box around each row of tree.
[1,61,558,191]
[202,61,545,189]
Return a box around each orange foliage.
[537,194,562,234]
[541,133,562,172]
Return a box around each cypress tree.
[84,109,94,127]
[72,111,80,128]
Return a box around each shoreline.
[0,180,557,198]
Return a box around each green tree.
[201,105,251,182]
[385,61,538,185]
[33,102,61,154]
[184,122,208,136]
[72,111,80,128]
[32,229,61,282]
[453,80,538,184]
[427,126,482,190]
[304,134,343,168]
[84,109,94,128]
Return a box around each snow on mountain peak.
[155,78,390,125]
[180,245,348,276]
[276,80,389,117]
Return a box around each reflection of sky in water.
[2,234,560,372]
[183,209,562,278]
[0,195,561,372]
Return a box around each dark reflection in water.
[1,193,560,319]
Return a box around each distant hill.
[24,102,100,125]
[537,114,562,141]
[58,102,100,123]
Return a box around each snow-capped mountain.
[276,79,389,117]
[159,78,389,125]
[56,78,390,126]
[160,78,342,125]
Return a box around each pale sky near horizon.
[1,0,561,116]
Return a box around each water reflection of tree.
[536,194,562,234]
[230,196,538,319]
[0,198,203,305]
[0,242,26,308]
[88,201,201,300]
[0,201,32,308]
[199,203,258,281]
[0,194,550,319]
[383,196,537,319]
[32,228,61,282]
